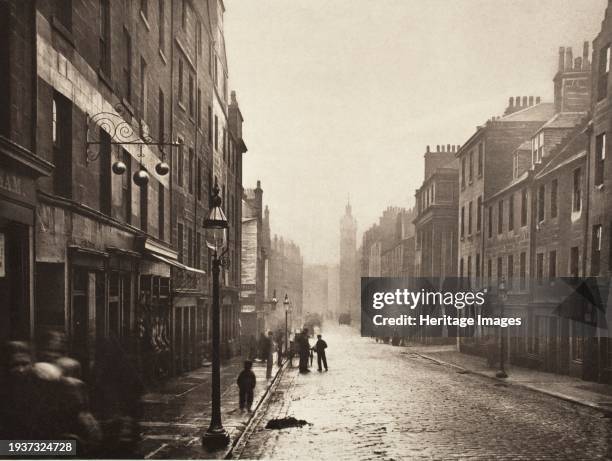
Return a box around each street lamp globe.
[284,293,290,310]
[203,181,228,254]
[272,289,278,310]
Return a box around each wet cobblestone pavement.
[235,327,612,460]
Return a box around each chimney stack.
[509,96,514,109]
[436,145,440,152]
[447,144,451,152]
[583,41,590,70]
[516,96,521,108]
[565,47,573,71]
[559,47,565,72]
[529,96,534,106]
[536,96,541,104]
[426,145,430,153]
[522,96,528,107]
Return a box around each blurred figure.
[298,328,311,373]
[237,360,256,411]
[266,331,274,379]
[313,334,328,372]
[91,336,144,459]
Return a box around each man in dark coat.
[313,334,328,371]
[298,328,310,373]
[237,360,256,411]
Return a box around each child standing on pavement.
[237,360,256,411]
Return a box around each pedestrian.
[313,334,328,372]
[237,360,256,412]
[298,328,310,373]
[266,331,274,379]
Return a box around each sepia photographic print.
[3,0,612,459]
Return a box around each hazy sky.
[224,0,607,265]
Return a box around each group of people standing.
[293,328,328,373]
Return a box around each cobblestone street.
[235,327,612,460]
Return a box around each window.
[188,74,194,118]
[570,246,580,278]
[197,88,202,128]
[596,133,606,186]
[52,92,72,198]
[197,21,203,56]
[208,106,213,144]
[196,232,202,269]
[532,132,544,164]
[592,224,602,275]
[536,253,544,285]
[537,184,545,222]
[497,200,503,234]
[178,59,184,104]
[477,196,482,232]
[520,252,526,290]
[598,44,610,101]
[497,257,503,282]
[177,223,184,262]
[460,206,465,238]
[188,228,193,266]
[158,185,165,240]
[521,188,528,226]
[140,57,148,121]
[468,201,472,235]
[99,129,112,215]
[509,194,514,231]
[123,28,132,102]
[188,148,194,194]
[507,254,514,290]
[177,138,184,186]
[158,88,164,140]
[477,143,483,177]
[461,157,466,188]
[550,179,558,218]
[197,158,202,201]
[214,115,218,150]
[488,206,493,238]
[467,255,472,283]
[121,149,132,223]
[549,250,556,279]
[469,151,473,182]
[573,168,582,212]
[140,175,148,232]
[99,0,111,75]
[158,0,165,50]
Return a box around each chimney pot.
[536,96,541,104]
[516,96,521,107]
[565,47,573,70]
[426,145,430,153]
[575,56,582,71]
[559,47,566,73]
[529,96,534,106]
[509,96,514,107]
[447,144,451,152]
[522,96,528,107]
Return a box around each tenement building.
[587,3,612,383]
[473,43,592,376]
[1,0,246,382]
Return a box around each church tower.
[339,201,358,325]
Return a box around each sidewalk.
[405,344,612,415]
[138,357,284,459]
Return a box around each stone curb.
[223,359,290,459]
[414,352,612,417]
